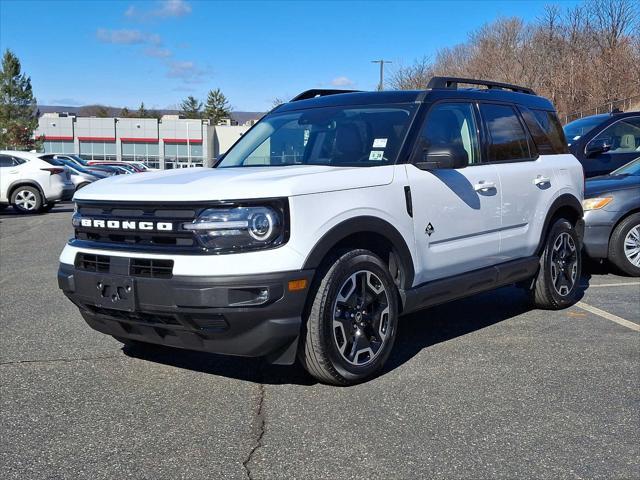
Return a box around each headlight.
[183,202,288,253]
[582,197,613,211]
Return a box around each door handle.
[474,181,496,192]
[534,175,551,186]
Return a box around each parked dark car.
[564,111,640,177]
[40,154,125,176]
[582,157,640,276]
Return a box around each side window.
[520,108,569,155]
[419,102,480,165]
[480,104,531,162]
[588,117,640,154]
[0,155,14,167]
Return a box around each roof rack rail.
[290,89,362,102]
[427,76,536,95]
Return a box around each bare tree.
[388,0,640,121]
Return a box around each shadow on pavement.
[123,263,603,386]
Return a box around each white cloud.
[331,76,355,87]
[96,28,161,45]
[145,47,172,58]
[126,0,192,19]
[166,60,209,84]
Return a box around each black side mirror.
[414,145,468,170]
[585,138,612,157]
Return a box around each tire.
[299,249,399,385]
[531,218,582,309]
[10,186,42,213]
[607,213,640,277]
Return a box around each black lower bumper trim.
[58,263,314,364]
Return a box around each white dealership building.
[35,113,255,169]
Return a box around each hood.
[585,174,640,197]
[74,165,395,202]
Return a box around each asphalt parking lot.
[1,203,638,480]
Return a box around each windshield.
[611,157,640,176]
[563,115,609,143]
[218,104,418,168]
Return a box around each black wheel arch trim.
[302,216,415,289]
[8,180,46,203]
[536,194,584,255]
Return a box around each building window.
[79,141,117,161]
[122,142,160,169]
[43,140,74,154]
[164,142,203,169]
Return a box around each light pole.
[371,59,392,91]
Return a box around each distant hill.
[37,105,264,124]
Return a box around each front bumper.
[582,209,614,259]
[58,262,314,364]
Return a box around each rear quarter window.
[531,109,569,154]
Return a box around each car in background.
[0,150,75,213]
[41,154,125,176]
[85,161,142,173]
[582,157,640,276]
[564,111,640,177]
[39,155,108,191]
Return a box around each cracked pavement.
[1,204,639,479]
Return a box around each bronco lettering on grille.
[79,218,174,231]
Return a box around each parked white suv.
[58,78,585,385]
[0,150,74,213]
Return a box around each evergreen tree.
[180,95,203,119]
[137,102,148,118]
[120,107,131,118]
[95,105,109,118]
[0,49,38,149]
[204,88,231,124]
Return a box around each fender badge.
[425,223,434,236]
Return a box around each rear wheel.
[608,213,640,277]
[531,218,582,309]
[299,249,399,385]
[11,186,42,213]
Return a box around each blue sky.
[1,0,581,111]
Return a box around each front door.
[406,102,502,285]
[584,116,640,176]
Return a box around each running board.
[401,256,539,315]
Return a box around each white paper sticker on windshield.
[369,150,384,161]
[373,138,388,148]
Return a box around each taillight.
[41,167,65,175]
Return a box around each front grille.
[130,258,174,279]
[73,201,201,252]
[75,253,174,278]
[75,253,110,272]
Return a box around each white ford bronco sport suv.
[58,77,585,385]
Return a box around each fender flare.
[536,194,583,255]
[8,180,46,203]
[302,216,415,289]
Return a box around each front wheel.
[531,218,582,309]
[608,213,640,277]
[299,249,399,385]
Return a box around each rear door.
[406,101,502,284]
[478,103,556,260]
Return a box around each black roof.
[276,86,555,113]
